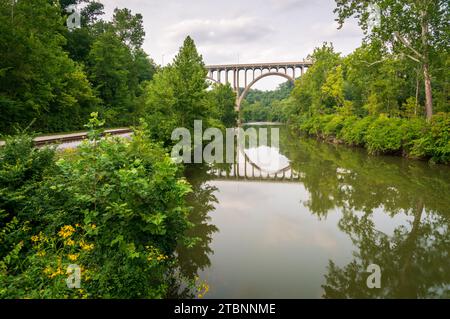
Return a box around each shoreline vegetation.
[291,112,449,164]
[246,41,449,165]
[240,1,449,166]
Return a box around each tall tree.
[86,8,155,125]
[0,0,97,133]
[209,83,237,128]
[144,36,208,140]
[171,36,209,128]
[334,0,449,120]
[144,36,235,145]
[290,43,342,116]
[112,8,145,51]
[88,31,134,124]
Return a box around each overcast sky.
[100,0,364,89]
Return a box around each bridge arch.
[237,72,294,108]
[206,76,220,84]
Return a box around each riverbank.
[290,113,450,164]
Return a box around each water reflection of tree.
[324,206,449,298]
[167,164,220,298]
[283,131,450,298]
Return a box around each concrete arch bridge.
[206,61,312,111]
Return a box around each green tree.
[88,31,135,124]
[209,83,237,128]
[0,0,98,133]
[144,36,224,145]
[63,1,105,63]
[112,8,145,51]
[342,43,413,117]
[86,7,155,126]
[322,65,345,109]
[142,68,180,144]
[171,36,210,129]
[290,43,342,117]
[334,0,449,120]
[242,81,294,123]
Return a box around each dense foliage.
[334,0,449,120]
[241,81,293,123]
[276,0,449,163]
[298,112,449,163]
[282,40,449,163]
[143,36,237,146]
[0,0,156,134]
[0,114,195,298]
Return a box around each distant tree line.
[241,81,294,123]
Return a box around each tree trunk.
[423,62,433,120]
[415,68,420,116]
[421,7,433,120]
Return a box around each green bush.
[298,116,317,135]
[340,116,374,146]
[0,114,194,298]
[399,118,427,154]
[335,116,357,140]
[299,115,334,137]
[0,133,55,222]
[297,112,450,164]
[411,113,450,164]
[323,115,346,137]
[365,115,404,154]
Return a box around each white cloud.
[100,0,364,89]
[166,17,274,45]
[270,0,315,10]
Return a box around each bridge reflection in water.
[210,146,300,182]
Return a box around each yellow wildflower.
[80,241,94,251]
[68,253,79,261]
[50,267,64,278]
[58,225,75,238]
[65,239,75,246]
[197,282,210,299]
[37,251,46,257]
[43,267,53,276]
[156,254,168,261]
[31,235,39,243]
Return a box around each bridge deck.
[206,61,312,70]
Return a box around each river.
[176,124,450,299]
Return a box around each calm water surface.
[177,124,450,299]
